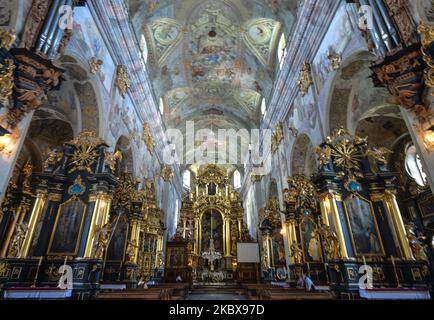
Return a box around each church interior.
[0,0,433,301]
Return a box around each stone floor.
[186,283,247,300]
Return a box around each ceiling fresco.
[131,0,296,134]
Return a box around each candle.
[63,256,68,267]
[307,262,310,275]
[362,256,367,266]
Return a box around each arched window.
[261,98,267,116]
[140,34,148,64]
[278,33,286,70]
[159,97,164,115]
[234,170,241,189]
[183,170,191,189]
[405,144,427,187]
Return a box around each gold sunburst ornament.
[67,131,105,174]
[332,138,363,171]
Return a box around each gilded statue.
[8,222,28,258]
[104,150,122,172]
[296,63,313,97]
[43,148,63,170]
[89,57,103,74]
[316,224,341,260]
[94,222,113,260]
[126,240,138,264]
[290,241,303,264]
[366,147,393,175]
[405,223,428,261]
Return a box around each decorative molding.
[0,28,16,49]
[89,57,103,75]
[160,165,173,183]
[142,122,155,154]
[115,65,131,98]
[296,62,313,97]
[271,122,284,154]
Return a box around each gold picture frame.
[47,197,87,256]
[342,194,385,257]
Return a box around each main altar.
[166,165,250,283]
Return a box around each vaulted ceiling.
[128,0,297,134]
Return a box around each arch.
[325,50,391,135]
[183,169,191,189]
[60,53,105,137]
[290,134,317,177]
[233,170,241,189]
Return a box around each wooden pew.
[95,288,173,300]
[258,289,335,300]
[243,284,302,300]
[149,283,190,300]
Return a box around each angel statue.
[126,239,138,264]
[94,222,113,260]
[405,223,428,261]
[290,241,304,264]
[8,222,28,258]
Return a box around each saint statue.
[290,241,304,264]
[8,222,28,258]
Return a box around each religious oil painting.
[344,196,384,256]
[300,217,322,262]
[271,233,286,266]
[107,217,128,261]
[201,210,223,253]
[48,199,87,255]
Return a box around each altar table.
[359,288,431,300]
[3,287,73,299]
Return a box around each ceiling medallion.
[297,63,313,97]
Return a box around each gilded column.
[226,217,231,256]
[383,191,414,260]
[0,198,29,257]
[20,190,48,257]
[84,192,111,258]
[129,218,141,264]
[285,221,297,264]
[195,215,201,254]
[327,192,349,259]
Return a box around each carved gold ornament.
[332,138,364,171]
[67,131,105,174]
[113,172,137,210]
[0,59,15,100]
[0,28,16,49]
[317,128,366,173]
[285,174,317,214]
[160,165,173,183]
[89,57,103,75]
[271,122,284,154]
[116,65,131,98]
[142,122,155,154]
[104,150,122,172]
[327,52,342,70]
[22,160,33,194]
[418,23,434,88]
[296,63,313,97]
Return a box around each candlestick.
[31,256,43,288]
[362,256,367,266]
